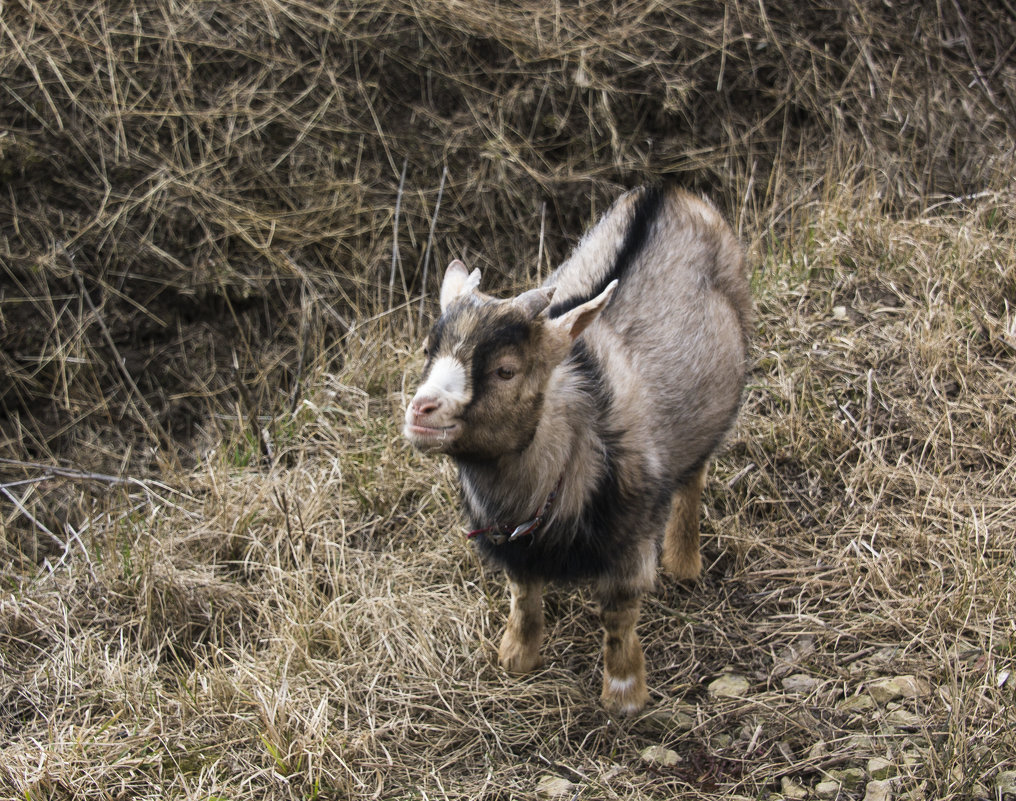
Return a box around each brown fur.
[405,185,752,715]
[661,462,709,581]
[497,578,544,674]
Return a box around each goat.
[403,184,751,715]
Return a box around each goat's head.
[404,260,615,460]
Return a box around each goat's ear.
[439,259,482,311]
[512,286,556,320]
[549,280,617,341]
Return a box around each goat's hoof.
[601,673,649,716]
[498,635,542,674]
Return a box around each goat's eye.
[495,366,516,380]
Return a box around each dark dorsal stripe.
[547,183,665,319]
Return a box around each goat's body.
[462,185,750,586]
[405,183,751,714]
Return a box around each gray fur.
[404,184,752,714]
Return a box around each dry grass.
[2,1,1016,799]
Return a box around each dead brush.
[2,0,1016,799]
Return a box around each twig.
[726,462,757,490]
[537,201,547,285]
[290,279,311,414]
[0,476,52,491]
[388,158,408,311]
[0,458,197,515]
[864,368,874,440]
[717,4,729,91]
[536,753,588,783]
[49,519,97,580]
[0,456,130,486]
[418,165,447,329]
[0,484,64,550]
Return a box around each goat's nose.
[411,395,441,417]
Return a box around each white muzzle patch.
[404,355,471,435]
[416,355,468,406]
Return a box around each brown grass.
[2,1,1015,799]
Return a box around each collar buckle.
[465,477,562,546]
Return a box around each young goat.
[404,184,751,715]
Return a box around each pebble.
[640,745,681,767]
[640,706,695,734]
[864,779,892,801]
[886,707,923,729]
[997,771,1016,796]
[839,694,876,713]
[707,673,750,699]
[867,757,895,780]
[807,741,829,760]
[537,775,577,799]
[866,675,931,704]
[772,637,816,679]
[782,673,822,693]
[780,776,808,799]
[815,779,841,799]
[830,768,867,792]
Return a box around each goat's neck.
[458,361,601,526]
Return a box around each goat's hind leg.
[661,462,708,581]
[498,578,544,674]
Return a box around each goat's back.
[546,185,751,487]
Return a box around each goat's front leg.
[597,587,649,715]
[498,578,544,674]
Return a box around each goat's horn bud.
[513,286,556,319]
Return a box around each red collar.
[466,477,562,546]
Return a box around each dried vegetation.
[1,1,1015,799]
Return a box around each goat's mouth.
[404,421,461,448]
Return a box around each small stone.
[864,779,892,801]
[895,675,931,697]
[780,776,808,799]
[839,694,876,713]
[902,780,928,801]
[772,637,817,679]
[886,707,923,729]
[844,734,874,751]
[782,673,822,693]
[640,745,681,767]
[537,775,577,799]
[997,771,1016,796]
[833,305,848,319]
[708,673,750,699]
[831,768,868,792]
[867,757,896,781]
[867,676,931,704]
[641,707,695,734]
[815,780,841,799]
[807,741,829,760]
